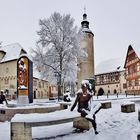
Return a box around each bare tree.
[32,12,86,99]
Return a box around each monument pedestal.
[18,95,29,105]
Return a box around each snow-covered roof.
[81,28,93,35]
[33,67,48,82]
[0,43,27,63]
[0,43,46,81]
[95,57,125,75]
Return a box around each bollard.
[137,134,140,140]
[97,95,98,99]
[138,111,140,121]
[107,94,108,98]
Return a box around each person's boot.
[95,130,99,135]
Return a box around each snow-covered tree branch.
[32,12,87,95]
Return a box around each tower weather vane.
[84,5,86,13]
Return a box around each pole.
[57,73,61,102]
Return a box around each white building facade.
[0,43,49,99]
[95,58,127,95]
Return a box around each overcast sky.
[0,0,140,66]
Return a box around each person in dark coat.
[0,90,8,105]
[70,80,102,134]
[63,89,72,102]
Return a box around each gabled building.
[0,43,49,99]
[95,58,126,95]
[124,45,140,94]
[0,43,27,97]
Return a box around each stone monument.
[17,54,33,105]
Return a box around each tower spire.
[81,7,89,28]
[84,5,86,13]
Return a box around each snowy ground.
[1,95,140,140]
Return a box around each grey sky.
[0,0,140,66]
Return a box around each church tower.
[77,12,95,89]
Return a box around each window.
[38,82,41,88]
[5,79,9,84]
[137,63,140,71]
[123,83,127,89]
[115,75,119,81]
[41,91,43,97]
[33,80,37,87]
[128,81,132,87]
[38,91,40,97]
[135,79,139,86]
[42,81,44,88]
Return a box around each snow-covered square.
[1,95,140,140]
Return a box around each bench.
[101,101,112,109]
[59,101,72,109]
[11,110,80,140]
[121,102,135,113]
[0,105,60,122]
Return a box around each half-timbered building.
[124,45,140,94]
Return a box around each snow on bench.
[101,101,112,109]
[11,109,80,140]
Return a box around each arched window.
[114,89,117,94]
[98,88,104,96]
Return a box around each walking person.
[0,90,8,105]
[70,80,102,134]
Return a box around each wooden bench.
[11,110,80,140]
[11,102,106,140]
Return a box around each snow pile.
[11,109,80,123]
[1,97,140,140]
[121,101,135,105]
[95,57,125,75]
